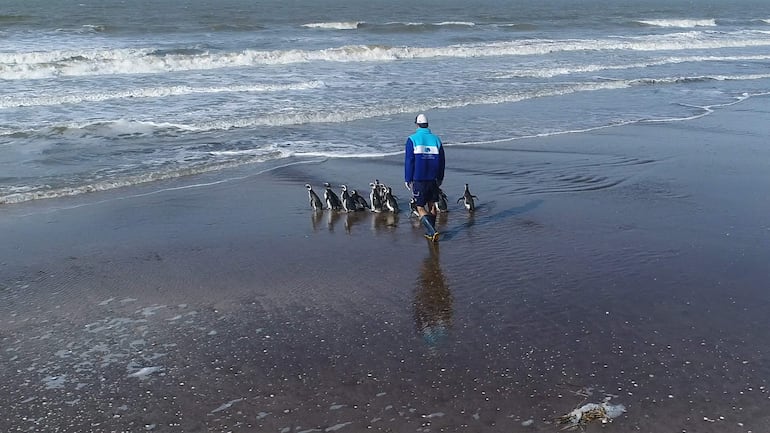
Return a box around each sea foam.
[302,22,362,30]
[0,81,324,109]
[3,30,770,80]
[637,18,717,28]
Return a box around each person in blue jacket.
[404,113,445,242]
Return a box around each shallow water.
[3,0,770,205]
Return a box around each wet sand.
[2,97,770,432]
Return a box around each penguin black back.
[323,182,342,211]
[457,183,477,211]
[306,183,323,211]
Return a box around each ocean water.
[2,0,770,204]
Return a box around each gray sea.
[2,0,770,204]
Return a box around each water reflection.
[309,210,401,234]
[343,211,368,234]
[371,212,399,233]
[413,243,453,349]
[326,209,341,231]
[310,210,323,231]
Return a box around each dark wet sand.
[2,97,770,432]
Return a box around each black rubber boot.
[420,215,436,236]
[420,215,439,242]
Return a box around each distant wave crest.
[496,54,770,79]
[435,21,475,26]
[0,81,325,109]
[636,18,717,28]
[302,21,362,30]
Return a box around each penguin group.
[368,179,400,213]
[307,181,478,215]
[305,180,403,214]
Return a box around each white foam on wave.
[496,54,770,78]
[0,117,207,140]
[637,18,717,28]
[3,30,770,80]
[0,81,324,109]
[435,21,475,26]
[14,68,762,140]
[0,149,293,205]
[631,72,770,84]
[10,118,198,139]
[0,156,281,204]
[192,81,630,131]
[293,150,403,159]
[302,22,362,30]
[384,21,475,27]
[54,24,107,34]
[196,80,631,132]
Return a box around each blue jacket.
[404,127,445,184]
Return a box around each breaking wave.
[0,81,325,109]
[301,21,362,30]
[4,30,770,80]
[9,72,760,138]
[495,54,770,78]
[636,19,717,28]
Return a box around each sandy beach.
[2,96,770,432]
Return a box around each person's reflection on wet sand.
[413,243,452,349]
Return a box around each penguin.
[409,197,420,218]
[378,182,388,204]
[340,184,356,213]
[373,179,388,206]
[369,182,383,213]
[434,187,449,213]
[384,186,399,213]
[350,189,370,211]
[305,183,323,211]
[457,183,478,212]
[323,182,342,211]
